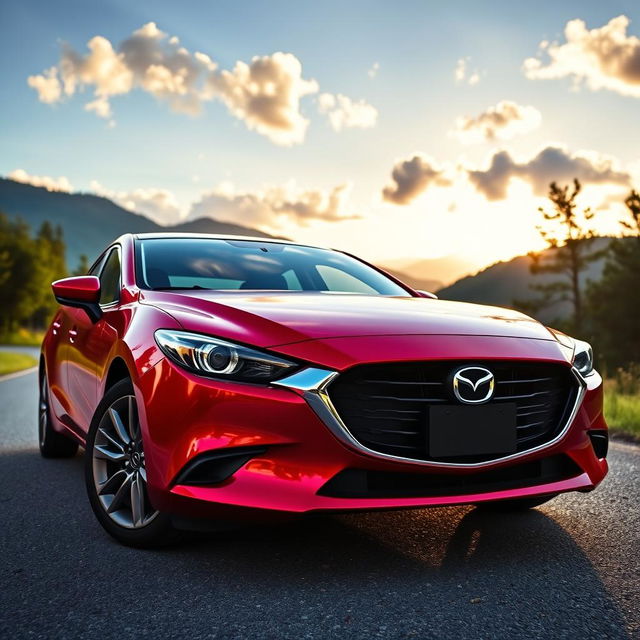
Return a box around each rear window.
[135,238,409,296]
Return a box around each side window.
[99,249,121,305]
[315,264,378,294]
[282,269,303,291]
[88,254,106,276]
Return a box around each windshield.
[135,238,411,296]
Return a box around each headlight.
[154,330,298,382]
[572,339,594,376]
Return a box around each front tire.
[84,379,178,548]
[474,494,557,511]
[39,368,78,458]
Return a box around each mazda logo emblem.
[452,366,495,404]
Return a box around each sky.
[2,0,640,271]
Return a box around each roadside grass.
[0,328,44,346]
[0,351,38,376]
[604,374,640,442]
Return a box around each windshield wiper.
[151,285,212,291]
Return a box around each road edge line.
[0,366,38,383]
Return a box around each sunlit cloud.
[452,100,541,144]
[467,145,631,200]
[90,180,183,225]
[318,93,378,131]
[524,15,640,98]
[206,52,318,145]
[367,62,380,78]
[28,23,212,118]
[382,155,452,205]
[189,181,358,228]
[8,169,73,192]
[27,22,329,146]
[454,57,480,85]
[26,67,61,103]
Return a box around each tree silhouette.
[588,189,640,369]
[73,254,90,276]
[0,212,68,332]
[517,179,604,334]
[622,189,640,233]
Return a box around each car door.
[46,307,73,421]
[66,247,121,434]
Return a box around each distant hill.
[0,178,280,267]
[436,237,626,323]
[382,255,477,288]
[383,268,442,293]
[402,255,478,287]
[3,178,621,317]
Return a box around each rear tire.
[84,378,179,548]
[475,494,557,511]
[39,368,78,458]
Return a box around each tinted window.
[99,249,121,305]
[135,238,409,296]
[316,265,378,294]
[88,253,106,276]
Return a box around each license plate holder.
[429,403,517,458]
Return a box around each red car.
[40,233,608,547]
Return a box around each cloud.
[206,52,318,145]
[90,180,183,224]
[524,15,640,98]
[189,181,358,228]
[452,100,541,144]
[368,62,380,78]
[28,23,211,119]
[27,23,322,145]
[85,95,113,119]
[318,93,378,131]
[27,67,61,103]
[454,57,480,85]
[467,146,630,200]
[382,155,452,205]
[8,169,73,192]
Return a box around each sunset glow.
[2,2,640,276]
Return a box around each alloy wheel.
[92,395,158,529]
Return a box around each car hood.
[141,290,558,347]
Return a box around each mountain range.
[0,178,279,269]
[381,255,478,288]
[435,236,630,323]
[0,178,441,289]
[0,177,624,322]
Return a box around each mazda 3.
[40,233,608,546]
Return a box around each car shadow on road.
[0,449,629,639]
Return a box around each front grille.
[327,360,579,463]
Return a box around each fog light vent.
[174,446,267,486]
[588,431,608,459]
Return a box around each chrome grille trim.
[275,365,587,470]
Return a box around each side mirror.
[52,276,102,323]
[416,290,438,299]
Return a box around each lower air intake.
[318,455,582,499]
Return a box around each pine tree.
[0,214,41,331]
[518,179,604,335]
[588,190,640,369]
[73,254,90,275]
[32,221,67,327]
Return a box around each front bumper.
[135,355,608,521]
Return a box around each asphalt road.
[0,366,638,639]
